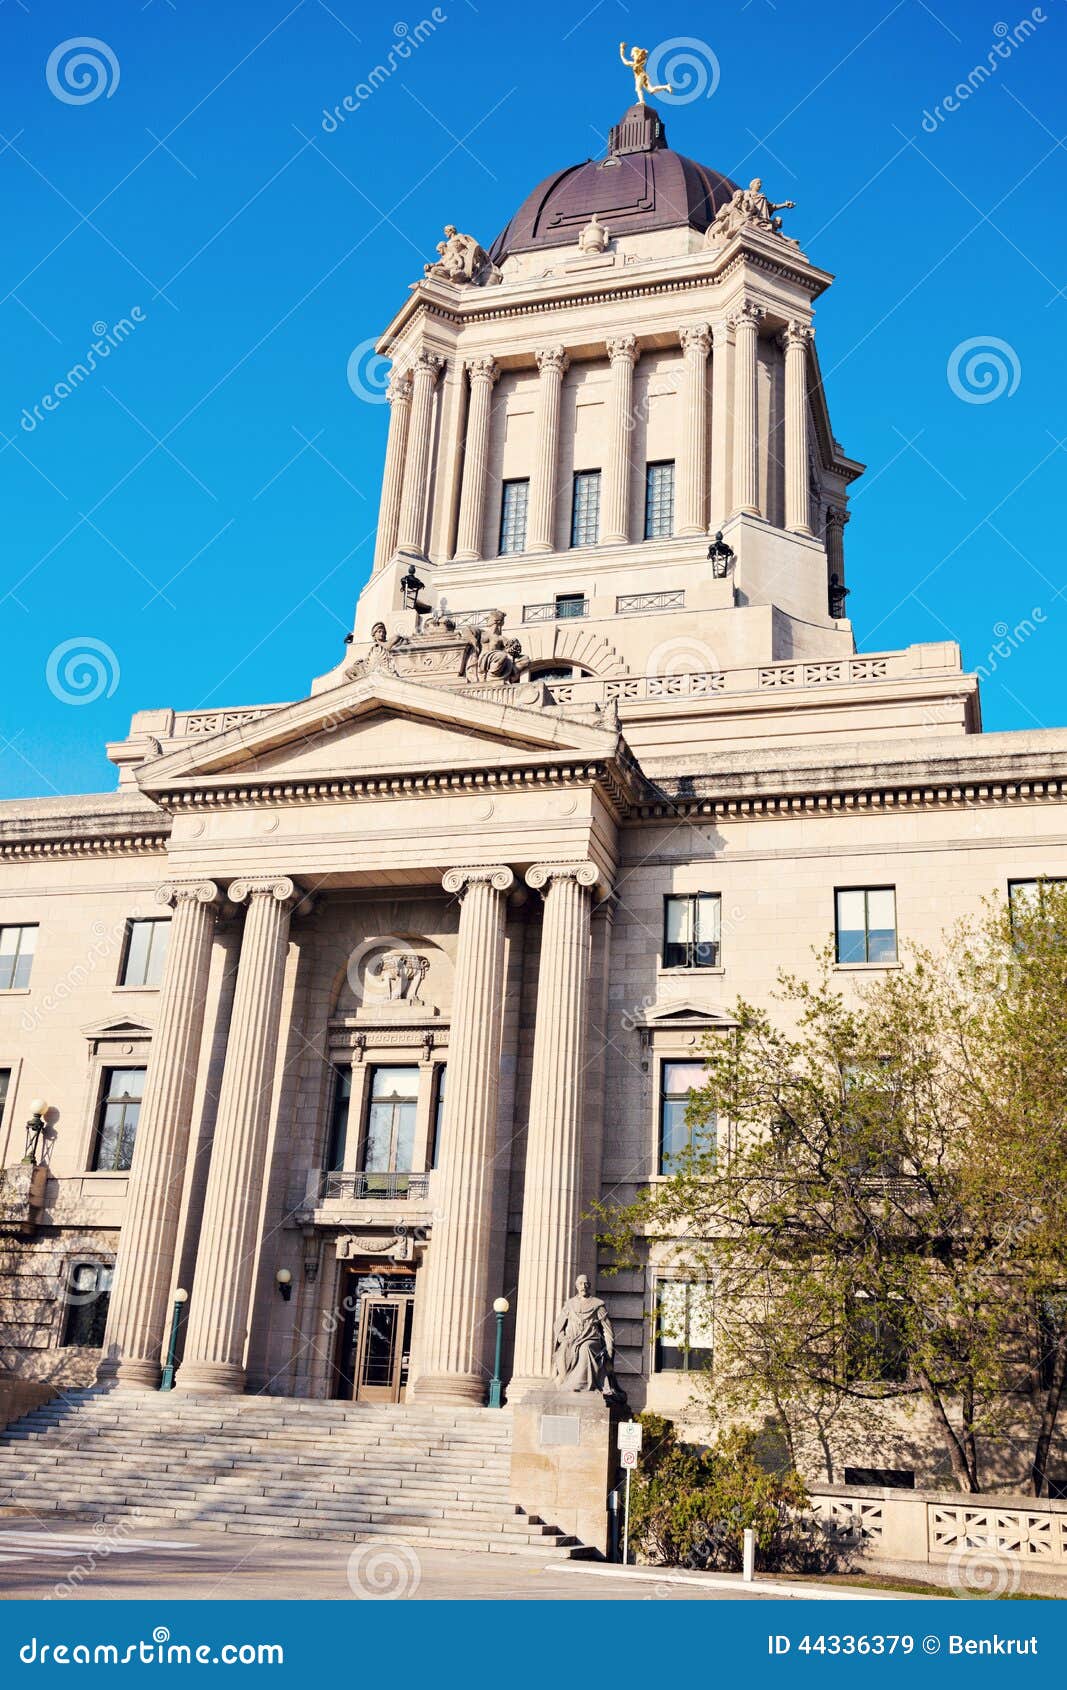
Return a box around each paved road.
[0,1523,775,1601]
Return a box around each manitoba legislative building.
[1,90,1065,1532]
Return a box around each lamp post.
[488,1296,509,1407]
[22,1099,49,1165]
[159,1288,188,1391]
[275,1267,293,1302]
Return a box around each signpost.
[617,1421,643,1565]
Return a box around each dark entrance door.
[332,1267,416,1401]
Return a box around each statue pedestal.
[508,1388,622,1558]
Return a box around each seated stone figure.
[551,1274,625,1401]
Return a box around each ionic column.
[453,357,500,561]
[783,321,813,533]
[708,318,731,534]
[527,346,570,554]
[175,877,299,1395]
[396,351,444,557]
[414,867,514,1404]
[372,369,413,572]
[676,323,712,535]
[602,336,638,545]
[509,863,600,1397]
[731,304,763,516]
[97,881,220,1389]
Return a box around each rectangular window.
[120,919,171,988]
[663,893,721,969]
[644,461,675,539]
[91,1067,145,1172]
[362,1065,419,1174]
[555,593,586,620]
[835,887,897,965]
[61,1261,113,1348]
[843,1466,915,1490]
[1038,1290,1067,1390]
[498,479,529,556]
[843,1061,903,1178]
[429,1065,446,1169]
[325,1066,352,1172]
[654,1280,713,1373]
[659,1060,714,1174]
[570,470,601,547]
[0,1068,10,1127]
[0,925,37,991]
[1009,877,1067,915]
[847,1292,908,1384]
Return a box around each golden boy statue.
[619,42,672,106]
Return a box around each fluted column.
[414,866,514,1404]
[97,881,220,1389]
[676,323,712,535]
[175,876,298,1395]
[708,318,731,534]
[731,304,763,516]
[453,357,500,561]
[602,336,638,544]
[527,346,570,554]
[509,863,600,1397]
[372,370,413,572]
[396,351,444,557]
[783,321,813,533]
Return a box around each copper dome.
[489,105,738,265]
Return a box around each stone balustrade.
[810,1485,1067,1578]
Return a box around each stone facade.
[0,102,1064,1491]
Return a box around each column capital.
[728,302,765,332]
[534,345,570,377]
[413,350,445,383]
[679,322,712,357]
[466,356,500,386]
[387,368,413,405]
[155,879,220,910]
[605,334,638,366]
[228,875,301,907]
[826,504,850,529]
[525,862,605,896]
[711,316,732,347]
[442,865,515,898]
[780,320,813,352]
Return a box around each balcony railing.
[523,599,589,623]
[616,590,685,614]
[320,1171,431,1202]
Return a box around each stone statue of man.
[551,1274,624,1400]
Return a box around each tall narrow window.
[654,1280,714,1373]
[835,888,897,964]
[362,1066,419,1173]
[429,1065,446,1169]
[91,1068,145,1172]
[659,1061,714,1174]
[644,461,675,539]
[570,470,601,547]
[663,893,721,969]
[62,1261,113,1348]
[0,925,37,991]
[120,919,171,987]
[0,1068,10,1125]
[325,1066,352,1171]
[498,479,529,555]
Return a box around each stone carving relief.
[346,608,529,690]
[374,948,430,1004]
[423,224,501,287]
[705,176,797,244]
[336,1233,417,1262]
[577,212,610,254]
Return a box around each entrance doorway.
[333,1267,416,1402]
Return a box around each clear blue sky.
[1,0,1065,799]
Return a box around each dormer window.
[570,470,601,547]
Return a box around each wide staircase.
[0,1390,591,1557]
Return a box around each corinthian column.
[372,369,413,572]
[782,321,813,533]
[676,323,712,535]
[602,336,638,545]
[414,866,514,1404]
[97,881,220,1389]
[396,351,444,557]
[708,318,731,534]
[453,357,500,561]
[731,304,763,517]
[175,877,298,1395]
[509,863,600,1397]
[527,346,570,554]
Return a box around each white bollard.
[742,1527,756,1583]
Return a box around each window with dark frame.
[61,1261,114,1348]
[1038,1289,1067,1390]
[91,1067,145,1172]
[654,1280,713,1373]
[663,893,721,969]
[120,918,171,988]
[644,461,675,539]
[554,593,586,620]
[498,478,529,555]
[0,925,38,991]
[429,1064,446,1169]
[1009,877,1067,916]
[570,470,601,547]
[835,887,897,964]
[846,1291,908,1384]
[325,1065,352,1172]
[0,1068,10,1129]
[361,1065,419,1174]
[659,1060,714,1174]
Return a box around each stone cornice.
[0,827,169,863]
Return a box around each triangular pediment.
[639,998,736,1029]
[135,673,625,796]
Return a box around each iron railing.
[320,1171,431,1202]
[522,599,589,623]
[616,590,685,614]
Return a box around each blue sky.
[1,0,1065,798]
